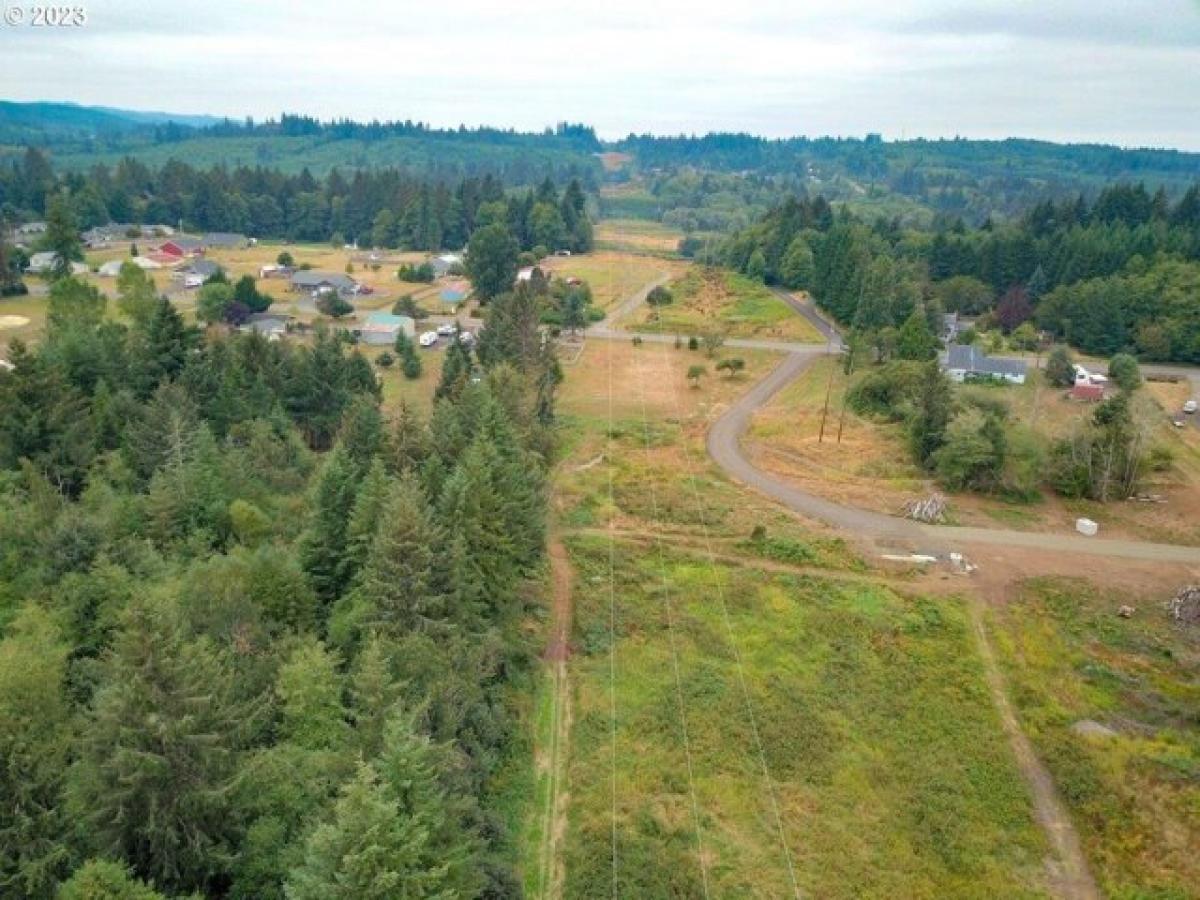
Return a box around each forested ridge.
[721,181,1200,362]
[0,262,561,895]
[0,148,595,253]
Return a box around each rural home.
[290,271,359,296]
[943,344,1027,384]
[259,264,295,279]
[1073,364,1108,386]
[355,311,415,346]
[430,253,463,278]
[176,259,222,280]
[24,251,87,276]
[96,256,162,277]
[240,313,293,340]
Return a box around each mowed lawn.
[988,578,1200,898]
[560,533,1050,898]
[630,267,823,342]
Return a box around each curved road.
[587,278,1200,564]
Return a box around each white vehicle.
[1184,400,1197,414]
[418,331,439,348]
[458,330,475,344]
[436,323,457,336]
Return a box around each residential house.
[24,252,87,276]
[943,344,1027,384]
[429,253,463,278]
[176,259,222,280]
[355,311,415,346]
[290,271,359,296]
[97,256,163,277]
[240,313,294,340]
[258,264,295,279]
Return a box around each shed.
[1070,383,1106,402]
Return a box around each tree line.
[720,181,1200,362]
[0,259,561,895]
[0,148,595,254]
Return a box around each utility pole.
[836,342,854,443]
[818,341,836,443]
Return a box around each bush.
[1108,353,1142,392]
[276,251,294,267]
[687,336,699,351]
[316,292,353,318]
[1045,346,1076,387]
[846,362,922,420]
[646,285,673,307]
[375,351,395,368]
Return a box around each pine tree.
[68,597,256,894]
[284,761,457,900]
[299,443,363,604]
[434,339,472,403]
[895,307,937,361]
[58,860,168,900]
[908,361,953,469]
[387,400,429,474]
[43,192,82,278]
[349,635,403,758]
[354,473,442,633]
[342,457,390,584]
[0,605,73,896]
[276,638,349,752]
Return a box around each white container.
[1075,518,1099,537]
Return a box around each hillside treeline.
[721,182,1200,362]
[1,148,595,252]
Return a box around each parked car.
[458,330,475,344]
[418,331,439,348]
[436,323,457,336]
[1184,399,1197,414]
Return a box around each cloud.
[3,0,1200,148]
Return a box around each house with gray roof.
[289,270,359,296]
[240,313,294,340]
[943,344,1027,384]
[177,258,222,280]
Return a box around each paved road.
[768,287,843,346]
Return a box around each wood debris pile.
[903,494,947,523]
[1165,585,1200,628]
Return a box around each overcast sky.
[3,0,1200,148]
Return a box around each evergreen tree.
[58,860,169,900]
[387,400,430,474]
[299,443,363,605]
[1045,346,1076,387]
[908,360,953,468]
[68,597,256,894]
[434,339,472,403]
[342,457,390,584]
[276,638,349,752]
[354,473,442,633]
[0,605,73,897]
[895,307,937,361]
[43,192,82,278]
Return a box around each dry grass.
[629,267,823,343]
[541,251,686,312]
[594,219,684,254]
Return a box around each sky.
[3,0,1200,148]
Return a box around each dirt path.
[965,594,1101,900]
[535,536,574,900]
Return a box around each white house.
[24,252,87,276]
[943,344,1027,385]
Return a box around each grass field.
[629,267,823,342]
[594,218,684,254]
[541,251,686,313]
[546,337,1053,897]
[987,578,1200,898]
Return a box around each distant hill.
[0,101,222,139]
